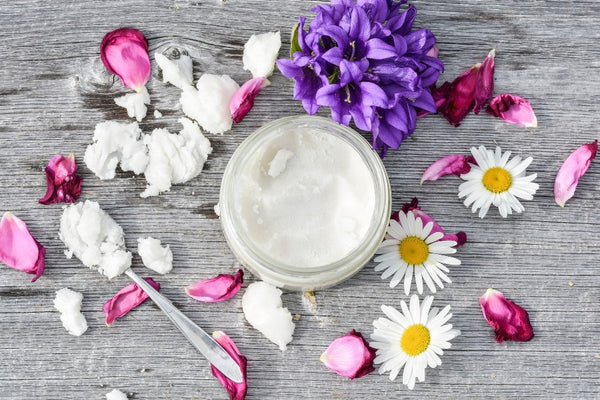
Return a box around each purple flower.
[277,0,442,157]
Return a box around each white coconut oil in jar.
[219,116,391,290]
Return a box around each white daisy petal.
[424,231,444,244]
[415,267,424,294]
[404,265,414,295]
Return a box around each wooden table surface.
[1,1,598,399]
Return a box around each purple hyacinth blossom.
[277,0,442,157]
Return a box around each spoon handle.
[125,269,244,383]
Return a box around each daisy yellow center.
[398,236,429,265]
[400,324,431,356]
[482,167,512,193]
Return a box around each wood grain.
[1,0,599,399]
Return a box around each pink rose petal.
[320,330,376,379]
[480,288,534,343]
[39,154,82,205]
[486,94,538,128]
[554,140,597,207]
[421,154,473,184]
[435,49,496,126]
[211,331,248,400]
[230,77,270,123]
[102,278,160,326]
[392,198,467,246]
[185,270,243,302]
[100,28,151,91]
[473,49,495,115]
[0,212,45,282]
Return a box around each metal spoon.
[125,269,244,383]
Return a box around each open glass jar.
[219,116,391,290]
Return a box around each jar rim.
[219,115,391,290]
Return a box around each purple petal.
[554,140,598,207]
[185,270,244,302]
[486,93,538,127]
[339,59,368,87]
[39,154,82,205]
[320,330,376,379]
[102,278,160,326]
[230,77,270,123]
[365,38,397,60]
[0,212,45,282]
[473,49,495,114]
[359,81,388,108]
[421,154,472,184]
[211,331,247,400]
[100,28,151,90]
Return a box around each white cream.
[141,117,212,197]
[155,52,193,90]
[243,31,281,78]
[242,281,294,351]
[137,237,173,274]
[114,86,150,122]
[84,121,149,179]
[105,389,128,400]
[54,288,88,336]
[180,74,239,134]
[59,200,132,279]
[235,127,375,267]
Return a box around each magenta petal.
[437,65,478,126]
[421,154,472,184]
[392,198,467,247]
[211,331,248,400]
[480,288,534,343]
[100,28,151,90]
[486,94,538,127]
[39,154,82,205]
[554,140,598,207]
[230,77,270,123]
[186,270,244,302]
[320,330,376,379]
[473,49,495,115]
[0,212,45,282]
[102,278,160,326]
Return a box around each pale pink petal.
[554,140,598,207]
[100,28,151,91]
[486,94,537,127]
[102,278,160,326]
[480,288,534,343]
[211,331,247,400]
[425,45,439,58]
[392,198,467,246]
[185,270,243,302]
[39,154,82,205]
[230,77,270,123]
[320,330,376,379]
[0,212,45,282]
[421,154,472,184]
[473,49,495,115]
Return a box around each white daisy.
[371,295,460,390]
[459,145,539,218]
[373,211,460,295]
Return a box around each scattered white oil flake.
[155,52,193,90]
[105,389,128,400]
[154,109,163,118]
[137,237,173,274]
[141,117,212,197]
[268,149,294,177]
[242,281,295,351]
[84,121,149,179]
[243,32,281,78]
[59,200,132,279]
[180,74,239,134]
[54,288,88,336]
[114,86,150,122]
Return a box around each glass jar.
[219,116,391,291]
